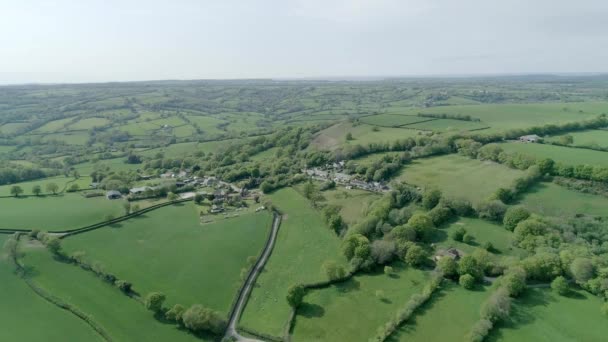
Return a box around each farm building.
[106,190,122,200]
[433,248,462,262]
[519,134,541,143]
[129,186,151,195]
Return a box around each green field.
[68,117,110,130]
[292,265,428,342]
[0,176,91,196]
[391,282,491,342]
[320,187,382,224]
[499,142,608,167]
[239,188,347,337]
[0,122,28,134]
[488,288,608,342]
[42,131,90,145]
[359,114,431,127]
[406,118,489,132]
[547,129,608,149]
[0,236,102,341]
[20,244,201,342]
[397,154,524,205]
[32,118,74,133]
[62,204,271,314]
[519,182,608,218]
[434,218,524,257]
[0,193,124,230]
[311,122,423,150]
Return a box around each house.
[203,177,217,187]
[210,204,225,214]
[129,186,150,195]
[90,182,99,189]
[433,248,462,262]
[333,172,351,183]
[519,134,541,143]
[106,190,122,200]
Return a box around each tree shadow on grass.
[298,303,325,318]
[335,278,361,293]
[109,222,123,229]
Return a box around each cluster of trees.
[332,134,452,162]
[0,164,52,186]
[345,152,410,182]
[552,176,608,198]
[144,292,226,335]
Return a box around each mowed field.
[488,288,608,342]
[390,282,491,342]
[62,203,272,315]
[292,265,428,342]
[310,122,423,151]
[397,154,524,205]
[519,182,608,218]
[0,193,124,230]
[239,188,347,337]
[21,245,202,342]
[499,142,608,167]
[0,236,102,342]
[547,129,608,148]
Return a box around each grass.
[320,187,381,224]
[547,130,608,149]
[406,118,489,132]
[73,157,143,174]
[311,122,423,151]
[239,188,347,337]
[397,154,524,205]
[499,142,608,167]
[68,117,110,130]
[292,264,428,342]
[42,131,90,145]
[0,236,102,341]
[519,182,608,218]
[434,218,525,257]
[0,193,124,230]
[390,282,491,342]
[62,203,272,315]
[32,117,74,133]
[0,176,88,196]
[20,243,203,342]
[359,114,431,127]
[0,122,28,134]
[487,287,608,342]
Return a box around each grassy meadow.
[397,154,524,205]
[519,182,608,218]
[499,142,608,167]
[547,129,608,148]
[239,188,347,337]
[311,122,422,150]
[292,265,428,342]
[0,236,102,342]
[62,203,272,315]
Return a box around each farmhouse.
[433,248,462,262]
[210,204,225,214]
[519,134,541,143]
[106,190,122,200]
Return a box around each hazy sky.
[1,0,607,83]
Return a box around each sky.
[1,0,607,84]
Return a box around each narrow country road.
[224,212,281,342]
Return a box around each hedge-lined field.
[397,154,524,205]
[62,203,272,315]
[21,245,201,342]
[391,282,491,342]
[519,182,608,218]
[318,187,381,224]
[0,193,124,230]
[359,114,430,127]
[292,265,427,342]
[488,287,608,341]
[0,236,102,341]
[499,142,608,167]
[239,188,347,337]
[310,122,421,151]
[406,118,489,132]
[547,129,608,149]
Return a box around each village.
[302,160,391,193]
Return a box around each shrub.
[144,292,166,313]
[451,226,466,242]
[428,205,453,226]
[477,200,507,222]
[407,214,434,242]
[422,189,442,210]
[460,274,476,290]
[482,241,494,252]
[384,266,394,276]
[551,276,570,296]
[370,240,397,265]
[503,206,530,231]
[322,260,346,281]
[480,288,511,323]
[404,245,426,267]
[166,304,186,323]
[466,319,493,342]
[437,257,458,279]
[182,304,225,335]
[570,258,594,284]
[463,233,475,245]
[286,284,306,308]
[458,255,483,280]
[500,266,527,297]
[115,280,132,293]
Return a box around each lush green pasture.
[412,102,604,133]
[172,124,197,137]
[68,117,110,130]
[0,236,102,341]
[547,129,608,148]
[499,142,608,167]
[519,182,608,218]
[311,122,422,150]
[20,245,201,342]
[73,157,142,174]
[406,118,489,132]
[0,193,124,230]
[292,265,428,342]
[186,115,227,135]
[391,282,490,342]
[63,204,272,314]
[321,188,381,224]
[488,288,608,342]
[434,218,524,257]
[42,131,89,145]
[0,176,85,196]
[239,188,347,337]
[359,114,430,127]
[0,122,28,134]
[397,155,524,205]
[32,117,74,133]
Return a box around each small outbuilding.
[519,134,541,143]
[433,248,463,262]
[106,190,122,200]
